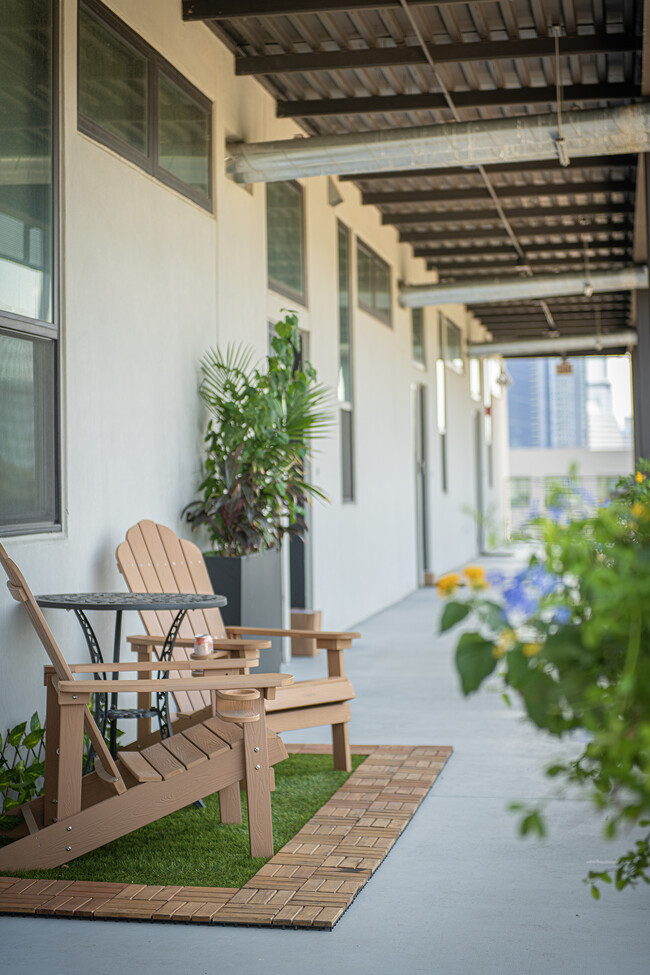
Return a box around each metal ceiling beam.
[469,311,627,323]
[225,106,650,184]
[182,0,482,18]
[399,267,648,308]
[468,300,629,314]
[278,83,638,120]
[338,154,637,182]
[418,243,629,260]
[383,203,632,226]
[400,221,634,243]
[234,35,639,77]
[438,262,628,276]
[364,179,634,206]
[468,332,637,357]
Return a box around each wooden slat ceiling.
[184,0,646,349]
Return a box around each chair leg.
[218,783,242,823]
[56,693,88,821]
[43,670,60,826]
[242,701,274,858]
[332,721,352,773]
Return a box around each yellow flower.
[636,471,645,483]
[522,643,543,657]
[494,629,516,656]
[631,502,647,520]
[464,565,488,589]
[436,573,463,597]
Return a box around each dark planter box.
[204,548,288,674]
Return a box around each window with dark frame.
[356,239,391,326]
[412,307,425,365]
[266,181,306,304]
[0,0,60,535]
[443,315,463,372]
[436,316,448,494]
[338,222,355,502]
[78,0,213,211]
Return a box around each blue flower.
[553,606,571,624]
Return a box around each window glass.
[0,1,59,535]
[267,181,305,302]
[78,3,148,155]
[0,333,58,529]
[445,318,463,371]
[341,409,354,502]
[470,358,481,400]
[412,308,425,364]
[78,1,212,210]
[356,240,391,325]
[374,260,391,320]
[158,72,210,198]
[356,243,372,309]
[337,223,352,404]
[338,222,354,501]
[0,0,54,323]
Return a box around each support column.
[632,290,650,462]
[633,152,650,462]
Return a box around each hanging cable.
[397,0,559,330]
[552,25,570,167]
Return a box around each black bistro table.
[36,592,227,755]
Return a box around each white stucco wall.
[0,0,508,728]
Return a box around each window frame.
[77,0,213,212]
[266,180,307,306]
[356,238,392,327]
[411,307,426,367]
[443,315,464,373]
[337,221,355,503]
[0,0,61,536]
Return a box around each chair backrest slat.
[0,541,124,788]
[117,520,231,712]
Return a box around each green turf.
[3,753,366,889]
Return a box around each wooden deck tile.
[0,742,452,929]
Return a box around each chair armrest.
[67,659,254,674]
[126,635,271,652]
[225,626,360,649]
[55,673,293,696]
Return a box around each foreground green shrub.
[438,461,650,897]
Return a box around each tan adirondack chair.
[116,520,359,771]
[0,542,293,869]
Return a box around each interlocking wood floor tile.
[0,743,451,929]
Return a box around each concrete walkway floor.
[3,555,650,974]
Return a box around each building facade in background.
[507,355,633,531]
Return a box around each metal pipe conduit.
[468,331,638,358]
[399,267,649,308]
[226,104,650,184]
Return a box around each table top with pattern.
[35,592,227,611]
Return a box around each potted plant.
[183,312,332,669]
[437,462,650,896]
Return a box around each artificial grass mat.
[6,752,366,889]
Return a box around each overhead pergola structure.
[183,0,650,457]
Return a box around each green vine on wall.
[0,713,45,832]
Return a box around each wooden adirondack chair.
[0,542,292,869]
[116,520,359,771]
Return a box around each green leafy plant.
[438,460,650,896]
[0,713,45,832]
[183,312,333,556]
